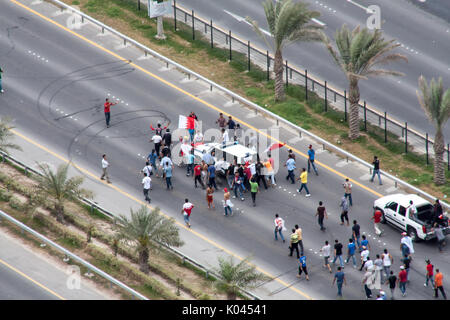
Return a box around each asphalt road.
[0,0,448,300]
[177,0,450,141]
[0,231,110,300]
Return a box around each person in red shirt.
[193,163,204,189]
[397,266,408,297]
[372,209,383,237]
[181,199,194,228]
[104,98,117,128]
[425,259,435,287]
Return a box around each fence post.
[404,122,408,153]
[305,70,308,101]
[247,41,251,71]
[448,143,449,171]
[344,90,347,122]
[384,111,387,143]
[192,10,195,40]
[363,101,367,131]
[173,0,177,31]
[266,51,269,81]
[285,60,288,88]
[137,0,140,11]
[210,20,213,48]
[229,30,232,61]
[324,81,328,112]
[426,133,429,165]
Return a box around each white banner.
[148,0,172,18]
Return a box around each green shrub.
[0,188,12,202]
[8,196,24,210]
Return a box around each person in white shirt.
[221,128,229,148]
[359,246,370,271]
[320,240,332,273]
[151,134,163,157]
[274,214,285,242]
[100,154,111,183]
[194,130,204,144]
[142,161,153,179]
[142,173,151,203]
[248,161,256,177]
[400,232,414,257]
[161,155,173,170]
[407,200,417,219]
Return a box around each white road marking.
[347,0,374,13]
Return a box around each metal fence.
[171,1,450,169]
[0,150,260,300]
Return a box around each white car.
[373,194,449,241]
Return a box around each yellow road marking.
[0,257,66,300]
[10,0,392,299]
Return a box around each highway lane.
[177,0,450,141]
[0,231,110,300]
[0,0,448,299]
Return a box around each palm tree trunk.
[274,49,285,101]
[138,247,150,274]
[55,203,64,223]
[433,129,446,185]
[348,77,360,140]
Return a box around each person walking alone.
[142,172,151,203]
[307,145,318,176]
[316,201,328,231]
[181,199,194,228]
[339,196,349,226]
[206,185,214,209]
[297,168,311,197]
[104,98,117,128]
[343,178,352,206]
[289,229,300,259]
[370,156,382,185]
[223,188,233,216]
[100,154,111,183]
[434,269,447,299]
[274,214,285,242]
[332,267,346,298]
[321,241,332,273]
[297,254,309,281]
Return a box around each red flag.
[264,142,285,153]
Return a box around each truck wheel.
[407,227,420,243]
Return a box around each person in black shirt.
[370,156,382,185]
[255,160,268,189]
[332,239,344,268]
[352,220,361,249]
[226,163,235,188]
[162,128,172,146]
[386,271,397,300]
[402,254,411,281]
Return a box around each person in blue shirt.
[333,267,346,297]
[345,238,357,268]
[207,164,218,190]
[297,255,309,281]
[147,149,158,177]
[164,165,173,189]
[360,235,370,252]
[307,144,319,176]
[285,155,296,184]
[186,150,195,176]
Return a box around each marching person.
[343,178,352,206]
[372,208,384,236]
[345,238,357,268]
[274,214,285,242]
[285,154,296,184]
[370,156,382,185]
[147,149,159,177]
[181,199,194,228]
[425,259,435,288]
[151,133,163,158]
[297,168,311,197]
[216,113,226,130]
[104,98,117,128]
[315,201,328,231]
[142,172,151,203]
[400,232,414,258]
[297,254,309,281]
[206,185,215,209]
[295,225,304,256]
[100,154,111,183]
[0,66,4,93]
[193,162,204,188]
[223,188,233,216]
[142,161,153,179]
[332,267,346,297]
[249,177,259,206]
[307,145,319,176]
[434,269,447,299]
[150,123,167,136]
[289,229,300,259]
[339,196,349,226]
[320,240,332,273]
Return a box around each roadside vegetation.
[59,0,449,201]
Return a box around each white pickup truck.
[373,194,449,242]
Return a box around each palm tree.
[116,206,183,274]
[324,25,407,140]
[247,0,324,101]
[36,163,93,223]
[0,117,22,154]
[416,76,450,185]
[214,256,270,300]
